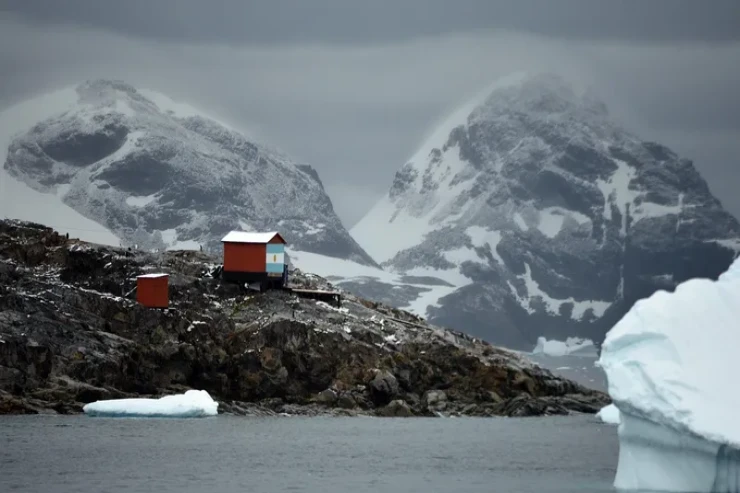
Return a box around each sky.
[1,0,739,227]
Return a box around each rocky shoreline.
[0,220,610,417]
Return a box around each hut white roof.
[220,231,285,244]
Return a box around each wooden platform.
[284,287,342,308]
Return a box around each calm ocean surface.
[0,414,618,493]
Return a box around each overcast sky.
[1,0,739,227]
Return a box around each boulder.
[315,388,338,405]
[336,393,357,409]
[368,370,399,406]
[377,399,414,417]
[422,389,447,411]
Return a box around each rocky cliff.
[348,72,740,349]
[0,219,609,417]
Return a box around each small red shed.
[220,231,287,286]
[136,273,169,308]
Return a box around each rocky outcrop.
[0,219,610,417]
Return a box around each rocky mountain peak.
[349,72,740,349]
[474,72,604,118]
[1,80,376,266]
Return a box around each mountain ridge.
[345,71,740,349]
[0,79,376,267]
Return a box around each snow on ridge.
[630,193,684,224]
[571,300,611,320]
[595,159,639,234]
[56,184,71,198]
[513,212,528,231]
[596,159,688,232]
[406,71,530,174]
[288,248,471,319]
[537,207,592,238]
[513,263,611,320]
[404,283,460,318]
[351,143,482,264]
[1,79,370,262]
[349,199,427,264]
[537,208,564,238]
[0,166,121,246]
[126,194,157,208]
[351,73,530,264]
[709,238,740,253]
[0,86,81,165]
[137,88,237,132]
[156,228,201,251]
[521,263,560,314]
[466,226,504,265]
[288,248,398,283]
[0,86,121,246]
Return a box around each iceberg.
[83,390,219,418]
[598,256,740,492]
[532,336,596,357]
[596,404,621,425]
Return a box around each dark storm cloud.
[0,6,739,226]
[3,0,740,45]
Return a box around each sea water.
[0,414,617,493]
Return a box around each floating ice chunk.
[83,390,218,418]
[599,256,740,492]
[596,404,620,425]
[532,336,595,357]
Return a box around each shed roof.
[221,231,286,244]
[137,273,169,279]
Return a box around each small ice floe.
[532,336,596,357]
[596,403,621,425]
[83,390,218,418]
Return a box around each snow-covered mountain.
[344,72,740,349]
[0,79,375,265]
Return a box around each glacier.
[598,256,740,492]
[83,390,218,418]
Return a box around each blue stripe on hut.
[266,243,285,275]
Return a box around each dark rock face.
[2,79,375,266]
[349,72,740,350]
[40,124,129,167]
[368,370,400,406]
[0,219,610,417]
